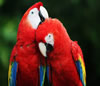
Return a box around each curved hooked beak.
[39,6,49,24]
[39,42,53,58]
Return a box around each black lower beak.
[45,43,53,52]
[39,11,45,24]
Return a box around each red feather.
[9,2,43,86]
[36,18,85,86]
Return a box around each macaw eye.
[29,8,38,15]
[48,34,51,38]
[31,11,34,14]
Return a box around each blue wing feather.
[46,66,49,81]
[9,62,18,86]
[76,61,84,86]
[40,65,50,86]
[40,65,44,86]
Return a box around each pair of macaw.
[8,2,86,86]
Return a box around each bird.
[36,18,86,86]
[8,2,49,86]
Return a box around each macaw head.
[36,18,71,59]
[17,2,49,41]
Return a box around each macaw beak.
[39,6,49,24]
[39,42,53,58]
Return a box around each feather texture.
[72,41,86,86]
[76,55,86,86]
[8,62,18,86]
[36,19,86,86]
[40,65,46,86]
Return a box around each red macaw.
[8,2,49,86]
[36,18,86,86]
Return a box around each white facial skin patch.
[45,34,54,46]
[27,6,49,29]
[28,8,41,29]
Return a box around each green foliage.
[0,0,100,86]
[0,0,5,6]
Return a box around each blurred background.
[0,0,100,86]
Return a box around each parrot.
[8,2,49,86]
[36,18,86,86]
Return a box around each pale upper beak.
[39,6,49,24]
[38,42,53,58]
[39,42,47,57]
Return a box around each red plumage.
[8,2,86,85]
[9,2,43,86]
[36,18,86,86]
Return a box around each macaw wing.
[71,41,86,86]
[8,46,18,86]
[40,65,51,86]
[8,61,18,86]
[40,65,46,86]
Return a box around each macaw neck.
[17,20,36,42]
[47,37,72,64]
